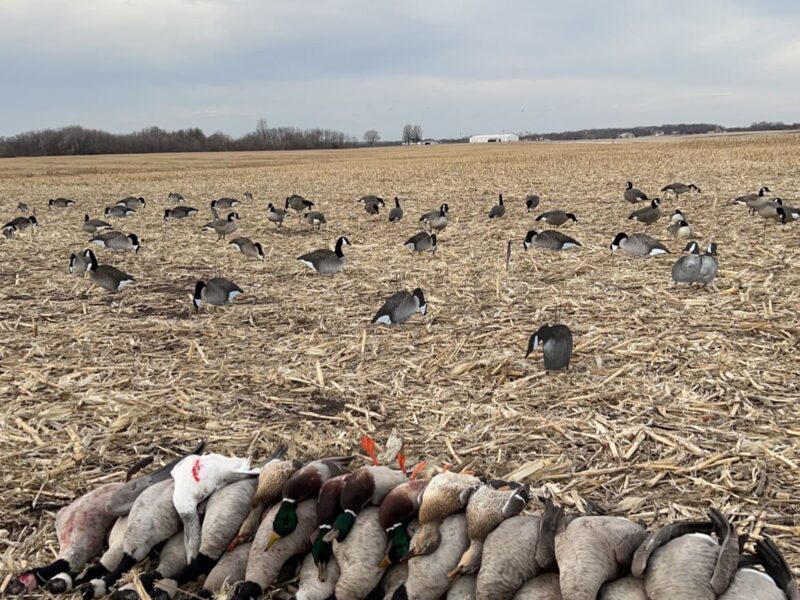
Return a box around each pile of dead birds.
[5,438,798,600]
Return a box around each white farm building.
[469,133,519,143]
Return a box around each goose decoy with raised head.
[84,250,135,292]
[83,214,113,234]
[90,232,141,253]
[49,198,76,209]
[526,324,573,371]
[629,198,662,226]
[488,194,506,219]
[389,197,404,222]
[522,230,581,251]
[733,186,770,211]
[661,183,700,198]
[212,197,239,210]
[624,181,648,203]
[360,195,385,215]
[267,203,287,227]
[168,193,184,203]
[525,194,540,212]
[298,236,351,274]
[304,210,327,230]
[670,209,687,225]
[667,219,692,240]
[193,278,243,311]
[164,206,198,220]
[117,197,146,209]
[610,233,670,257]
[404,232,437,254]
[229,237,265,261]
[202,211,239,240]
[105,205,136,218]
[421,203,449,232]
[671,242,701,285]
[372,288,427,326]
[286,194,315,216]
[535,210,576,227]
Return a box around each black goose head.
[498,194,503,205]
[439,203,449,214]
[394,196,401,207]
[163,209,172,221]
[85,249,99,271]
[566,213,577,222]
[610,232,627,251]
[626,181,633,189]
[84,214,90,222]
[430,234,437,254]
[29,216,38,226]
[705,242,718,256]
[759,186,770,195]
[335,236,351,255]
[683,241,700,254]
[254,242,264,259]
[128,234,141,253]
[522,230,538,251]
[193,281,207,312]
[412,288,427,315]
[526,325,553,357]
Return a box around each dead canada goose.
[525,194,540,212]
[164,206,198,220]
[697,243,718,287]
[331,507,387,600]
[298,236,350,274]
[295,552,340,600]
[69,252,91,275]
[624,181,648,203]
[722,538,800,600]
[304,210,327,230]
[193,278,243,311]
[168,193,184,203]
[286,194,315,216]
[90,232,141,253]
[59,515,128,594]
[212,197,240,210]
[4,215,38,232]
[49,198,76,209]
[667,219,692,240]
[422,203,449,232]
[17,202,30,213]
[670,209,687,225]
[84,250,136,292]
[267,203,287,227]
[117,532,187,600]
[83,214,113,234]
[661,183,701,197]
[526,324,573,371]
[535,210,577,227]
[202,211,239,240]
[372,288,427,326]
[522,230,581,251]
[105,205,135,218]
[671,241,701,284]
[229,237,265,261]
[388,197,404,222]
[198,542,250,600]
[360,195,385,215]
[610,233,670,257]
[629,198,662,226]
[488,194,506,219]
[404,232,437,254]
[117,197,146,209]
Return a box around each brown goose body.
[629,199,662,225]
[599,576,648,599]
[332,507,387,600]
[535,210,577,227]
[202,541,251,597]
[296,552,340,600]
[229,237,264,261]
[513,572,563,599]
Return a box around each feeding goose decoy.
[610,232,670,257]
[525,194,540,212]
[164,206,198,220]
[117,196,146,210]
[83,214,113,234]
[388,197,404,222]
[304,210,327,230]
[535,210,577,227]
[212,197,240,210]
[661,182,701,198]
[666,219,692,240]
[671,241,701,285]
[733,186,770,211]
[670,209,687,225]
[298,236,351,274]
[286,194,315,216]
[421,203,449,233]
[168,192,184,202]
[696,242,718,287]
[49,197,76,209]
[522,230,581,251]
[90,232,141,253]
[69,252,91,275]
[267,202,287,227]
[17,201,30,213]
[624,181,648,203]
[404,232,437,254]
[526,324,573,372]
[84,250,136,292]
[2,224,16,239]
[360,195,385,215]
[202,211,239,241]
[372,288,427,326]
[629,198,662,226]
[488,194,506,219]
[105,205,136,218]
[229,237,265,261]
[3,215,37,232]
[193,278,243,311]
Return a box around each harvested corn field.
[1,134,799,590]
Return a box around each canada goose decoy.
[629,198,662,227]
[631,508,738,600]
[6,484,124,595]
[266,202,287,227]
[212,197,240,210]
[624,181,648,203]
[488,194,506,219]
[17,201,30,213]
[83,214,113,234]
[202,211,239,240]
[733,186,770,211]
[360,195,385,215]
[697,243,718,287]
[286,194,315,216]
[330,507,388,599]
[244,191,253,201]
[372,288,427,326]
[526,324,573,371]
[404,232,437,254]
[193,278,243,311]
[229,237,265,261]
[49,197,76,209]
[667,219,692,240]
[721,538,800,600]
[84,249,136,292]
[298,236,351,275]
[69,252,91,275]
[90,232,141,253]
[522,230,581,251]
[610,233,670,257]
[661,182,701,198]
[3,215,37,232]
[525,194,540,212]
[304,210,327,230]
[164,206,198,220]
[388,197,404,222]
[755,199,787,225]
[105,205,136,218]
[168,192,184,202]
[535,210,577,227]
[2,224,16,239]
[779,203,800,223]
[117,196,146,209]
[556,515,647,600]
[671,242,701,285]
[670,209,687,225]
[421,203,449,233]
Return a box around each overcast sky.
[2,0,800,139]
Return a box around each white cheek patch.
[91,579,108,597]
[532,336,540,351]
[374,315,392,326]
[419,304,428,316]
[51,572,74,591]
[299,260,316,270]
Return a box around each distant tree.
[411,124,423,143]
[363,129,380,146]
[402,124,413,145]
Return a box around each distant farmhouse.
[420,139,438,145]
[469,133,520,143]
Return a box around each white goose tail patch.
[649,248,668,255]
[118,279,135,288]
[562,242,579,249]
[228,290,241,301]
[373,315,393,326]
[298,259,317,270]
